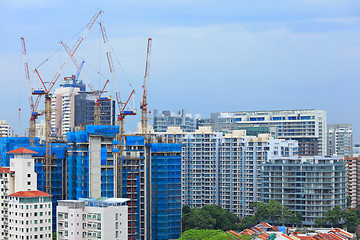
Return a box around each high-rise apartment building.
[260,156,346,225]
[162,126,298,217]
[327,124,352,158]
[0,120,10,137]
[0,147,53,240]
[51,75,115,139]
[199,109,327,156]
[153,109,196,132]
[57,198,128,240]
[343,157,360,209]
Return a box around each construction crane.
[99,22,137,197]
[33,10,102,194]
[141,37,152,137]
[21,37,43,146]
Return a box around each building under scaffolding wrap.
[66,129,182,240]
[0,137,67,231]
[66,125,119,200]
[122,136,181,240]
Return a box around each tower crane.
[141,38,152,137]
[99,22,137,197]
[21,37,43,146]
[33,10,102,194]
[91,79,110,125]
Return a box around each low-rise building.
[56,198,128,240]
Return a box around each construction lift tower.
[33,10,102,194]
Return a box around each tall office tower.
[51,75,116,139]
[200,109,327,156]
[327,124,353,158]
[168,126,298,218]
[0,120,10,137]
[0,147,52,240]
[260,156,346,226]
[57,198,129,240]
[343,157,360,209]
[152,109,196,132]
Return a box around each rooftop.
[0,167,14,173]
[7,147,38,154]
[9,190,52,198]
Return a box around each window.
[27,181,31,185]
[27,174,31,178]
[27,162,31,167]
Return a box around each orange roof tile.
[7,147,37,154]
[282,234,294,240]
[0,167,14,173]
[9,190,51,198]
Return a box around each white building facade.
[8,191,52,240]
[204,109,326,156]
[57,198,128,240]
[161,126,298,217]
[0,120,10,137]
[327,124,353,158]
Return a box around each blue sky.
[0,0,360,141]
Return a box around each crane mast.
[141,38,152,137]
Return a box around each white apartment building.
[51,76,83,138]
[0,120,10,137]
[57,198,128,240]
[35,119,46,142]
[0,147,51,240]
[327,124,353,158]
[162,126,298,217]
[206,109,326,156]
[8,190,52,240]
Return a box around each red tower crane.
[21,37,43,146]
[33,10,102,194]
[99,22,137,197]
[141,37,152,137]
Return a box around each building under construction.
[66,126,182,240]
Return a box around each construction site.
[0,11,182,240]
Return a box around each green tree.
[266,199,282,224]
[342,210,359,233]
[324,206,342,227]
[181,205,241,232]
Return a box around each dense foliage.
[179,229,253,240]
[248,200,302,227]
[182,205,241,232]
[314,206,360,233]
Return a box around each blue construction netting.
[0,137,31,166]
[126,136,144,146]
[148,143,181,153]
[150,143,182,240]
[86,125,119,137]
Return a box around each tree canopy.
[179,229,253,240]
[181,205,241,232]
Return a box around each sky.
[0,0,360,141]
